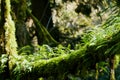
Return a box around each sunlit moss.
[3,0,18,71]
[3,0,18,56]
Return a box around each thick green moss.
[4,0,18,56]
[11,45,87,79]
[3,0,18,71]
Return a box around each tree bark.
[0,21,5,55]
[0,0,6,54]
[0,0,18,79]
[0,0,10,79]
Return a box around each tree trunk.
[3,0,18,57]
[0,0,6,55]
[0,20,5,55]
[4,0,18,77]
[0,0,17,79]
[0,0,10,79]
[0,25,5,54]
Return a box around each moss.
[3,0,18,71]
[11,45,86,79]
[11,14,120,79]
[4,0,18,56]
[11,31,120,79]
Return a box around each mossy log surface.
[32,48,85,76]
[12,46,87,79]
[12,31,120,79]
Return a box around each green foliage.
[12,44,85,79]
[1,0,120,79]
[18,45,34,55]
[11,11,120,79]
[0,54,8,73]
[82,14,120,46]
[18,44,73,60]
